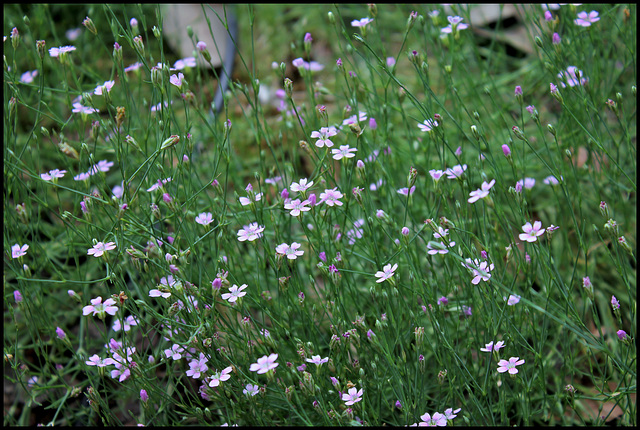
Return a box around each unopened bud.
[36,40,46,59]
[470,125,479,140]
[83,16,98,36]
[284,78,293,98]
[534,36,543,48]
[512,125,526,141]
[160,135,180,150]
[327,11,336,25]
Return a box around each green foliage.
[4,3,636,426]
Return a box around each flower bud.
[133,35,144,57]
[10,27,20,50]
[368,4,378,18]
[327,11,335,25]
[599,201,610,219]
[470,125,480,140]
[512,125,526,141]
[160,135,180,150]
[534,36,543,48]
[284,77,293,98]
[83,16,98,36]
[618,236,634,255]
[36,40,46,59]
[113,42,122,64]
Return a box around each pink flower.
[290,178,314,193]
[221,284,248,303]
[82,296,118,317]
[445,164,467,179]
[86,354,110,367]
[418,119,438,132]
[462,258,494,285]
[237,222,265,241]
[208,366,233,387]
[443,408,461,420]
[11,244,29,259]
[40,169,67,181]
[87,241,116,257]
[311,127,338,148]
[397,186,416,196]
[341,386,363,405]
[558,66,588,88]
[238,190,263,206]
[112,315,138,332]
[419,412,447,426]
[94,80,115,95]
[243,383,259,396]
[504,294,521,306]
[497,356,525,374]
[429,169,445,182]
[375,263,398,283]
[319,188,344,206]
[284,198,311,216]
[480,340,505,352]
[543,175,560,185]
[574,10,599,27]
[249,353,279,374]
[516,177,536,190]
[173,57,196,70]
[164,344,185,360]
[441,15,469,33]
[49,45,76,57]
[20,70,38,84]
[186,352,209,379]
[195,212,214,225]
[275,242,304,260]
[305,355,329,365]
[170,72,185,89]
[331,145,357,160]
[351,18,374,28]
[519,221,546,242]
[467,179,495,203]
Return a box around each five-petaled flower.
[275,242,304,260]
[87,241,116,257]
[519,221,546,243]
[249,353,279,374]
[40,169,67,181]
[468,179,496,203]
[462,258,494,284]
[49,45,76,57]
[83,296,118,318]
[311,126,338,148]
[221,284,248,303]
[504,294,521,306]
[319,188,344,206]
[195,212,214,226]
[170,72,185,89]
[331,145,357,160]
[341,386,363,405]
[574,10,599,27]
[497,356,525,374]
[208,366,233,387]
[243,383,259,396]
[237,222,265,241]
[420,412,447,426]
[305,355,329,365]
[11,244,29,259]
[375,263,398,283]
[290,178,314,193]
[284,198,311,216]
[186,352,209,379]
